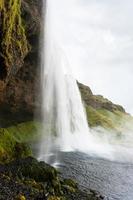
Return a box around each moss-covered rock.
[0,121,40,163]
[0,157,104,200]
[16,194,26,200]
[0,0,43,125]
[86,106,115,129]
[78,82,125,113]
[78,82,133,132]
[0,0,29,83]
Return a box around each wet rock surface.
[0,157,105,200]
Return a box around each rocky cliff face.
[0,0,43,126]
[0,0,32,89]
[78,83,125,113]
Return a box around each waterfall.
[38,0,133,164]
[38,0,96,164]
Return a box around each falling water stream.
[38,0,93,163]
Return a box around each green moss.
[16,194,26,200]
[62,179,78,193]
[98,109,123,126]
[48,197,62,200]
[7,121,41,143]
[86,106,115,130]
[86,105,133,133]
[23,179,44,191]
[97,109,133,132]
[0,128,16,161]
[0,0,4,10]
[0,122,40,163]
[0,0,29,71]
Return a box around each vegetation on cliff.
[0,0,41,123]
[0,0,29,82]
[0,122,40,163]
[78,83,133,133]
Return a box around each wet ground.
[58,152,133,200]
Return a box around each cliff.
[79,83,133,133]
[0,0,43,126]
[0,0,132,132]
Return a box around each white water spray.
[38,0,133,164]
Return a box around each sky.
[49,0,133,114]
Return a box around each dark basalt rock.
[0,157,106,200]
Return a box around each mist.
[52,0,133,114]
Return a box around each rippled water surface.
[58,152,133,200]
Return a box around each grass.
[6,121,41,143]
[86,104,133,134]
[0,121,41,163]
[86,106,116,130]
